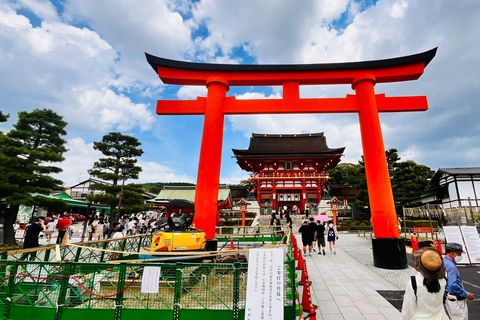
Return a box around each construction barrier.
[0,228,296,320]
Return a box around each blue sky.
[0,0,479,187]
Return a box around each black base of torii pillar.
[372,238,408,269]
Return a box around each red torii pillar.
[146,48,437,268]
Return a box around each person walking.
[21,217,46,260]
[444,242,474,319]
[94,219,105,240]
[298,220,314,256]
[315,220,326,255]
[87,220,95,241]
[56,215,72,244]
[45,218,56,243]
[326,220,338,254]
[308,218,317,252]
[400,247,448,320]
[285,209,292,228]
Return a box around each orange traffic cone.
[299,265,307,286]
[301,277,311,311]
[294,245,300,260]
[308,307,317,320]
[230,237,235,250]
[411,236,417,251]
[297,256,304,270]
[436,240,443,255]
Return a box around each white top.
[127,221,136,230]
[95,223,104,231]
[47,221,56,232]
[400,272,449,320]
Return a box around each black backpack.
[327,227,335,237]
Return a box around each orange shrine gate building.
[233,133,344,213]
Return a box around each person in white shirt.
[94,219,105,240]
[127,219,137,236]
[46,219,57,243]
[400,247,448,320]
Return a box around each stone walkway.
[297,233,415,319]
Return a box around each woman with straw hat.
[400,247,448,320]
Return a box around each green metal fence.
[0,231,296,320]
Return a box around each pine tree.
[88,132,146,225]
[0,109,67,245]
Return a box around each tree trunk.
[4,204,20,245]
[110,205,118,235]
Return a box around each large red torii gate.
[146,48,437,269]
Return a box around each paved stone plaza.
[298,233,412,320]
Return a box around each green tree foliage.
[145,185,161,194]
[0,110,8,124]
[89,132,143,185]
[88,132,146,224]
[0,109,67,245]
[328,149,434,218]
[391,160,434,208]
[239,179,253,187]
[142,182,195,194]
[328,163,364,186]
[88,183,152,217]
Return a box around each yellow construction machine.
[150,199,206,252]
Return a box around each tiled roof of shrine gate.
[232,133,344,156]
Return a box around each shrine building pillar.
[194,77,229,243]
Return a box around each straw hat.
[421,250,442,271]
[413,247,446,280]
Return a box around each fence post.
[289,257,296,315]
[99,242,108,262]
[137,235,144,253]
[74,246,82,262]
[44,248,51,262]
[233,262,241,320]
[0,252,8,279]
[54,262,72,320]
[114,264,127,320]
[3,262,18,320]
[173,263,183,320]
[119,239,127,260]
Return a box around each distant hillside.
[142,182,196,194]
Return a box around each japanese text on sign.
[245,248,284,320]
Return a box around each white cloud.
[55,137,195,187]
[63,0,194,89]
[0,4,156,136]
[177,86,208,99]
[71,88,154,132]
[191,0,350,63]
[18,0,59,21]
[54,137,102,187]
[137,160,194,183]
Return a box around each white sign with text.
[460,226,480,264]
[141,267,161,294]
[245,248,284,320]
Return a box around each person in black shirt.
[315,220,326,255]
[21,216,46,260]
[298,220,314,256]
[308,218,317,252]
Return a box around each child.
[327,221,338,254]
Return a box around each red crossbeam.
[156,94,427,115]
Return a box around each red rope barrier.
[0,272,138,298]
